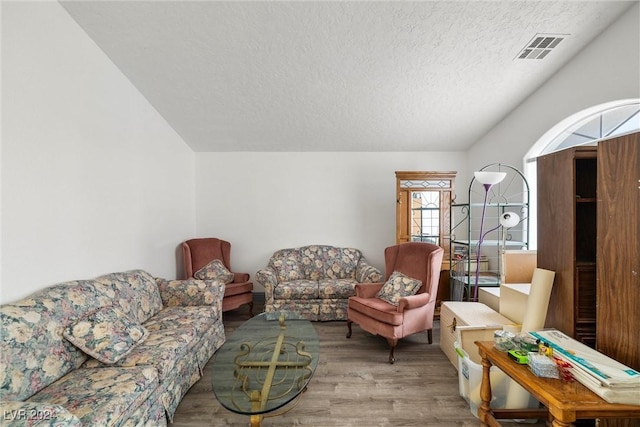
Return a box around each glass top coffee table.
[211,311,319,427]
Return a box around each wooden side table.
[475,341,640,427]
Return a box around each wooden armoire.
[538,132,639,427]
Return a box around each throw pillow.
[376,271,423,306]
[194,259,234,284]
[63,306,149,364]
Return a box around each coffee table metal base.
[212,311,319,427]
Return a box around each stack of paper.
[528,329,640,405]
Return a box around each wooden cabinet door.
[596,133,640,372]
[596,133,640,427]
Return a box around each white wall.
[195,152,464,290]
[194,3,640,292]
[0,2,196,303]
[3,2,637,302]
[468,2,640,171]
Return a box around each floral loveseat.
[256,245,382,321]
[0,269,225,426]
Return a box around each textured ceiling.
[60,1,635,152]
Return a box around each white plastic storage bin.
[455,342,539,419]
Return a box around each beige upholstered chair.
[346,242,444,363]
[182,237,254,316]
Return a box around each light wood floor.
[171,304,545,427]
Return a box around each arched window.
[523,99,640,249]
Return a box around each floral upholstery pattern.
[319,279,358,299]
[193,259,234,284]
[144,305,218,335]
[257,245,382,321]
[94,270,163,324]
[64,306,149,364]
[0,401,82,426]
[356,262,385,283]
[83,327,197,381]
[376,271,423,306]
[0,280,115,400]
[300,246,360,280]
[156,278,225,309]
[272,280,319,300]
[27,366,158,426]
[0,269,226,426]
[121,395,167,427]
[157,353,201,420]
[270,249,303,282]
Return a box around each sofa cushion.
[0,280,116,400]
[347,296,404,326]
[193,259,234,284]
[156,278,224,308]
[94,270,163,324]
[300,246,361,280]
[376,271,422,306]
[143,306,218,336]
[318,279,357,299]
[273,280,318,300]
[63,306,149,364]
[270,249,304,282]
[26,366,158,427]
[82,327,198,381]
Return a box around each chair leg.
[387,338,398,364]
[427,328,433,344]
[346,320,353,338]
[247,301,254,318]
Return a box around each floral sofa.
[256,245,382,321]
[0,269,226,426]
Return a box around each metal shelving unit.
[449,163,530,301]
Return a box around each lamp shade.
[474,171,506,186]
[499,211,520,228]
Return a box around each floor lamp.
[472,170,506,301]
[499,211,521,284]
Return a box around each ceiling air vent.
[516,34,567,60]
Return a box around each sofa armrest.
[255,268,278,304]
[354,282,384,298]
[0,401,82,426]
[397,292,430,311]
[356,260,383,283]
[156,278,225,308]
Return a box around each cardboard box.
[499,283,531,324]
[478,287,500,312]
[503,250,537,283]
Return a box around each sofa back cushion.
[299,246,361,281]
[269,248,304,282]
[269,246,364,282]
[94,270,163,324]
[0,280,115,400]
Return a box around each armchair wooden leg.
[346,320,353,338]
[427,328,433,344]
[387,339,398,364]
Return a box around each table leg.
[250,391,263,427]
[249,414,262,427]
[479,349,493,427]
